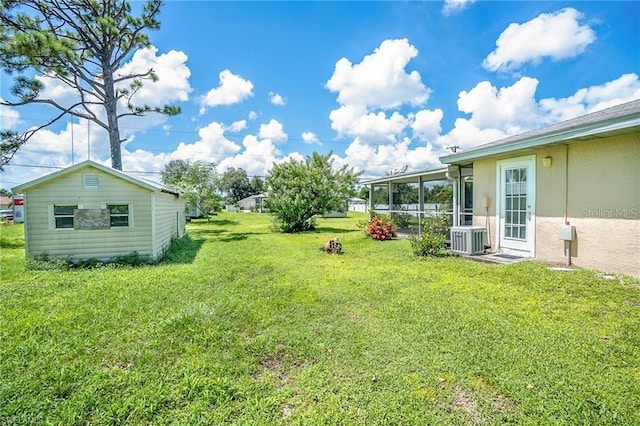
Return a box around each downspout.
[564,144,569,224]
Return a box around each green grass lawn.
[1,212,639,425]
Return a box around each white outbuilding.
[12,160,185,262]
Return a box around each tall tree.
[160,159,191,189]
[265,152,360,233]
[161,160,220,222]
[0,0,180,170]
[219,167,251,203]
[249,175,264,195]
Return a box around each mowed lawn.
[1,212,639,425]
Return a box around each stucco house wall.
[470,133,639,276]
[14,161,184,262]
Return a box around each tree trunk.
[102,61,123,170]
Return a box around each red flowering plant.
[368,215,395,241]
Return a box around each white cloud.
[435,73,640,153]
[434,77,542,150]
[411,109,444,142]
[326,38,429,110]
[457,77,541,132]
[436,118,509,152]
[201,69,254,111]
[32,46,192,112]
[117,46,192,106]
[258,119,288,142]
[339,138,441,177]
[329,106,409,144]
[34,74,79,104]
[218,135,286,178]
[325,39,432,147]
[248,111,260,120]
[302,132,321,145]
[442,0,475,15]
[227,120,247,132]
[171,121,241,164]
[269,92,286,106]
[484,8,596,73]
[2,118,114,187]
[539,73,640,122]
[0,100,20,129]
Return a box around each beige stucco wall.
[563,134,639,276]
[470,132,640,277]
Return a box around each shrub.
[368,215,395,241]
[391,212,412,229]
[409,213,450,257]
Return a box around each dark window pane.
[111,216,129,227]
[55,217,74,229]
[54,205,77,215]
[519,226,527,239]
[108,204,129,215]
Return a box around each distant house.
[238,193,267,212]
[0,196,12,209]
[348,197,368,213]
[12,160,185,262]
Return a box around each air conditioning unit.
[450,226,487,255]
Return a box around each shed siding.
[153,191,185,258]
[23,166,154,261]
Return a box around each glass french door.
[497,156,535,255]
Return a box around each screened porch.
[362,166,474,236]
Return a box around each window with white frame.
[106,204,130,227]
[53,204,77,229]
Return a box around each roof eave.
[440,115,640,165]
[12,160,180,195]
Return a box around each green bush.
[391,212,412,229]
[409,213,450,257]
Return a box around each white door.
[496,155,536,256]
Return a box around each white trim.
[495,155,536,257]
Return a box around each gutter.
[440,113,640,165]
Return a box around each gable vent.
[83,174,100,189]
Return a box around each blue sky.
[1,0,639,188]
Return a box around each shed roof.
[440,99,640,165]
[12,160,181,196]
[238,193,267,203]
